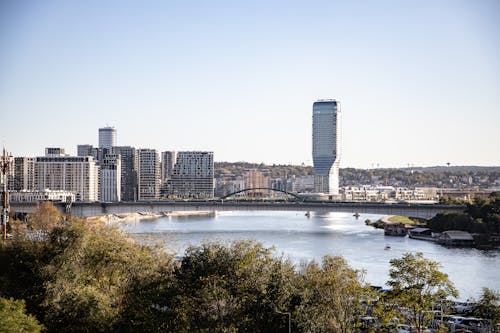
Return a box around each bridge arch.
[220,188,304,202]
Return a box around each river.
[121,210,499,300]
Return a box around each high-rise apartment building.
[11,157,35,191]
[312,99,341,195]
[98,127,116,149]
[135,149,160,201]
[161,151,177,184]
[168,152,214,199]
[111,146,137,201]
[100,154,121,202]
[77,144,94,158]
[34,155,98,201]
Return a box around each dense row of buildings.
[3,99,339,203]
[4,99,491,203]
[5,127,215,202]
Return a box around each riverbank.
[86,211,216,224]
[365,215,424,229]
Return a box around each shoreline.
[86,211,216,224]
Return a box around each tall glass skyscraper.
[98,127,117,149]
[312,99,341,195]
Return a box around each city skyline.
[1,1,499,168]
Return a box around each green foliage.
[385,252,457,332]
[387,215,420,225]
[171,240,296,332]
[438,196,470,205]
[0,237,48,319]
[0,297,43,333]
[294,256,368,333]
[0,214,175,333]
[428,213,475,232]
[430,192,500,235]
[341,167,500,189]
[215,162,314,179]
[42,220,173,333]
[6,206,492,332]
[473,288,500,327]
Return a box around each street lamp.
[276,310,291,333]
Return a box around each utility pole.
[1,147,10,241]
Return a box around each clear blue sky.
[1,0,499,168]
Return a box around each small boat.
[305,211,311,218]
[353,213,360,218]
[384,245,391,250]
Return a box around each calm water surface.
[121,211,499,300]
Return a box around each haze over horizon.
[1,0,499,168]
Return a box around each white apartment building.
[169,151,214,199]
[10,189,75,203]
[136,149,160,201]
[100,154,121,202]
[342,186,390,202]
[34,155,98,201]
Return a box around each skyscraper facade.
[161,151,177,184]
[111,146,137,201]
[11,157,35,191]
[77,144,94,158]
[135,149,160,201]
[168,151,214,199]
[98,127,117,149]
[100,153,121,202]
[312,99,341,195]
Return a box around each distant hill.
[397,166,500,173]
[215,162,500,189]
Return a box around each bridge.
[11,200,465,219]
[220,188,305,201]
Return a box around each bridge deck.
[11,201,465,219]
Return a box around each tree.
[171,240,296,332]
[28,201,63,231]
[473,288,500,328]
[294,256,368,333]
[0,297,44,333]
[41,219,174,333]
[0,236,48,320]
[386,252,457,332]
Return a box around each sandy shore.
[86,211,216,224]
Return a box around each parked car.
[395,324,412,333]
[360,316,379,329]
[447,315,466,326]
[452,301,475,315]
[460,317,485,333]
